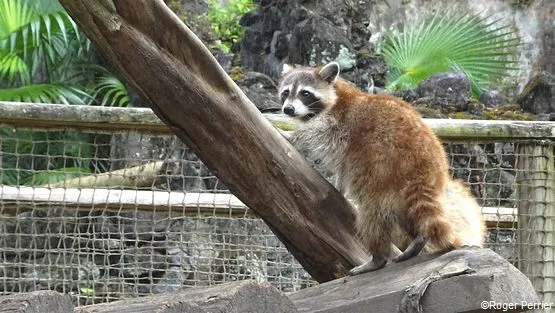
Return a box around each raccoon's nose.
[283,105,295,116]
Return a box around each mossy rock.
[229,66,245,81]
[482,106,533,120]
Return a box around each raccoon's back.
[331,91,450,191]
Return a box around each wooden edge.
[288,248,539,313]
[0,186,518,226]
[1,102,554,140]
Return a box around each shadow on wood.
[288,247,539,313]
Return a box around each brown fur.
[392,179,486,252]
[330,80,462,263]
[283,64,487,273]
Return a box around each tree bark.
[57,0,368,282]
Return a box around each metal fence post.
[517,140,555,305]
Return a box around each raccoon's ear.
[282,64,294,76]
[318,62,340,83]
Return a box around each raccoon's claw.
[348,257,387,275]
[393,235,428,263]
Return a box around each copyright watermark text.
[481,301,553,311]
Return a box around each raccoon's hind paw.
[393,235,428,263]
[348,257,387,275]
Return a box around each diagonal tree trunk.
[58,0,368,282]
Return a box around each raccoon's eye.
[280,90,290,102]
[300,90,312,97]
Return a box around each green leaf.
[379,13,520,96]
[91,70,131,107]
[0,83,91,104]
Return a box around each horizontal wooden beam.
[0,186,516,226]
[0,102,554,140]
[0,186,246,216]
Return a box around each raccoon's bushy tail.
[404,183,464,250]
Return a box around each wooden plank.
[75,281,298,313]
[1,102,554,140]
[0,102,168,134]
[0,186,519,226]
[0,186,246,215]
[288,247,540,313]
[0,290,73,313]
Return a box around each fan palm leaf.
[379,13,520,95]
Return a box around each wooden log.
[1,102,555,140]
[516,141,555,305]
[57,0,368,282]
[288,247,540,313]
[75,281,298,313]
[43,161,165,188]
[0,290,73,313]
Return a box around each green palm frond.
[92,70,131,107]
[0,0,36,38]
[0,52,30,84]
[379,13,520,95]
[0,83,91,104]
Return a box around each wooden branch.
[1,102,555,140]
[58,0,368,281]
[0,291,73,313]
[288,248,540,313]
[75,281,298,313]
[0,102,168,133]
[42,161,165,188]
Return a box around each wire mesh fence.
[0,103,553,306]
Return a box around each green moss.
[166,0,182,12]
[482,108,533,120]
[414,106,446,118]
[448,112,473,119]
[356,49,373,58]
[229,66,244,81]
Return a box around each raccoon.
[279,62,485,274]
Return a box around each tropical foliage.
[207,0,254,53]
[0,0,123,185]
[379,13,520,95]
[0,0,130,106]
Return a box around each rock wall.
[239,0,553,96]
[365,0,554,94]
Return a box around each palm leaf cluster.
[379,13,520,95]
[0,0,129,106]
[0,0,125,185]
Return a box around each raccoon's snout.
[283,105,295,116]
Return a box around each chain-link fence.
[0,102,553,306]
